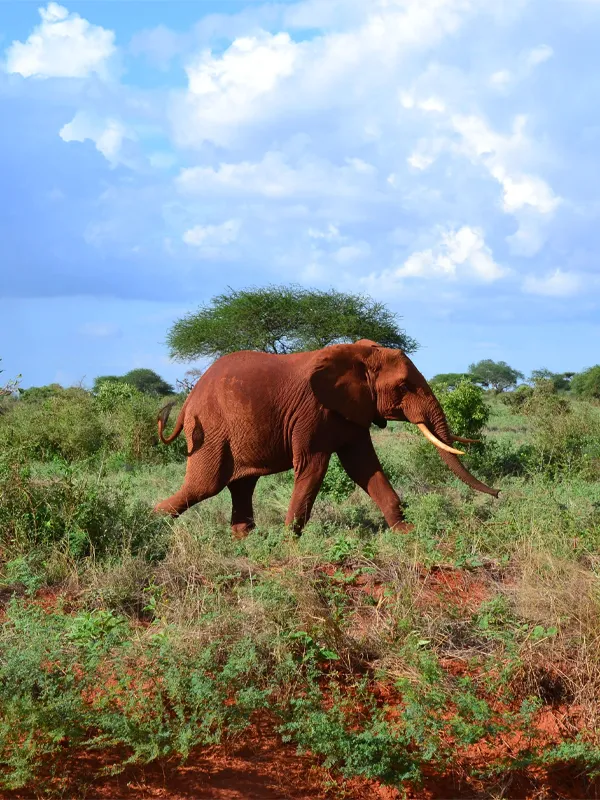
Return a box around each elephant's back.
[188,350,314,474]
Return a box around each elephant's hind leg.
[228,476,259,539]
[153,444,231,518]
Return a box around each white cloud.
[399,95,561,233]
[5,3,115,79]
[523,269,582,297]
[488,44,553,91]
[449,112,561,252]
[362,226,507,291]
[171,0,490,148]
[59,111,135,166]
[308,224,341,240]
[494,169,559,215]
[172,32,300,147]
[183,219,240,247]
[333,242,371,264]
[176,151,374,199]
[526,44,553,67]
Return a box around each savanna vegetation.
[2,303,600,797]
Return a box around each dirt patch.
[417,565,492,613]
[2,720,599,800]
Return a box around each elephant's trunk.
[424,399,500,498]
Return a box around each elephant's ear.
[309,344,376,428]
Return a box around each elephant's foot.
[231,521,256,540]
[153,501,181,518]
[391,521,414,534]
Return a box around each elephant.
[154,340,499,537]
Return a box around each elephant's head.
[310,339,499,498]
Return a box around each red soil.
[2,717,598,800]
[3,575,600,799]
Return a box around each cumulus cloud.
[400,99,561,255]
[183,219,240,247]
[170,0,492,148]
[59,111,135,167]
[5,3,115,79]
[451,114,561,216]
[172,32,300,148]
[523,269,583,297]
[361,226,507,293]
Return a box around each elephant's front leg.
[285,453,331,535]
[337,435,412,532]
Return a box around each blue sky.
[1,0,599,389]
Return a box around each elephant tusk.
[416,423,466,455]
[451,435,481,444]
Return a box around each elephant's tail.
[157,399,188,444]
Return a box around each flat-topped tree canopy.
[166,285,418,362]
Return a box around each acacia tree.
[468,359,524,393]
[166,285,417,361]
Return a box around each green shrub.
[437,379,490,439]
[0,387,104,461]
[523,394,600,478]
[0,602,269,790]
[321,455,357,502]
[571,366,600,400]
[94,379,141,410]
[501,384,534,410]
[0,384,186,466]
[0,459,168,560]
[466,439,532,481]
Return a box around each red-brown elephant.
[154,340,499,536]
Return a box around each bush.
[571,366,600,400]
[436,379,490,439]
[0,458,168,560]
[501,384,534,410]
[0,602,269,790]
[0,387,105,461]
[522,393,600,478]
[0,384,186,466]
[321,455,356,502]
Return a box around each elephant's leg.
[228,476,259,539]
[337,436,412,532]
[153,448,229,517]
[285,453,331,535]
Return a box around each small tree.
[436,379,490,439]
[571,366,600,400]
[121,369,174,397]
[468,359,524,393]
[166,285,417,362]
[92,370,173,397]
[430,372,473,391]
